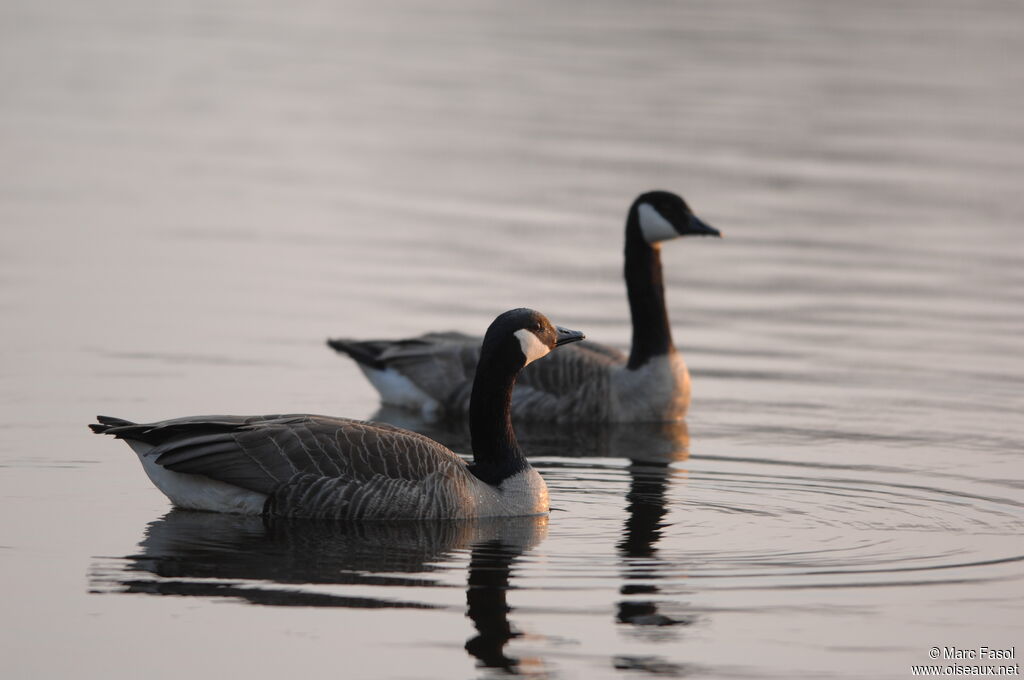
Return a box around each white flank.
[638,203,679,244]
[610,352,691,421]
[126,440,267,515]
[514,329,550,366]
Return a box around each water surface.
[2,1,1023,679]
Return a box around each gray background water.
[1,1,1022,678]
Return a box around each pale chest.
[609,353,691,421]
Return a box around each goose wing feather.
[512,341,624,421]
[97,414,470,496]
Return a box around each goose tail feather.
[326,338,388,370]
[89,415,137,434]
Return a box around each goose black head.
[482,308,585,368]
[631,190,721,245]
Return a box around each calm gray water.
[2,1,1023,678]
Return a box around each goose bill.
[555,327,585,347]
[687,214,721,238]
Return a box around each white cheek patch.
[514,329,551,366]
[638,203,679,244]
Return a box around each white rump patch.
[638,203,679,244]
[514,329,550,366]
[362,366,437,411]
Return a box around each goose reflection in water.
[89,511,548,673]
[368,406,689,462]
[368,409,697,632]
[613,421,697,632]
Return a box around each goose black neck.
[468,346,527,485]
[625,212,675,369]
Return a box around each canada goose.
[89,308,584,519]
[328,191,720,422]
